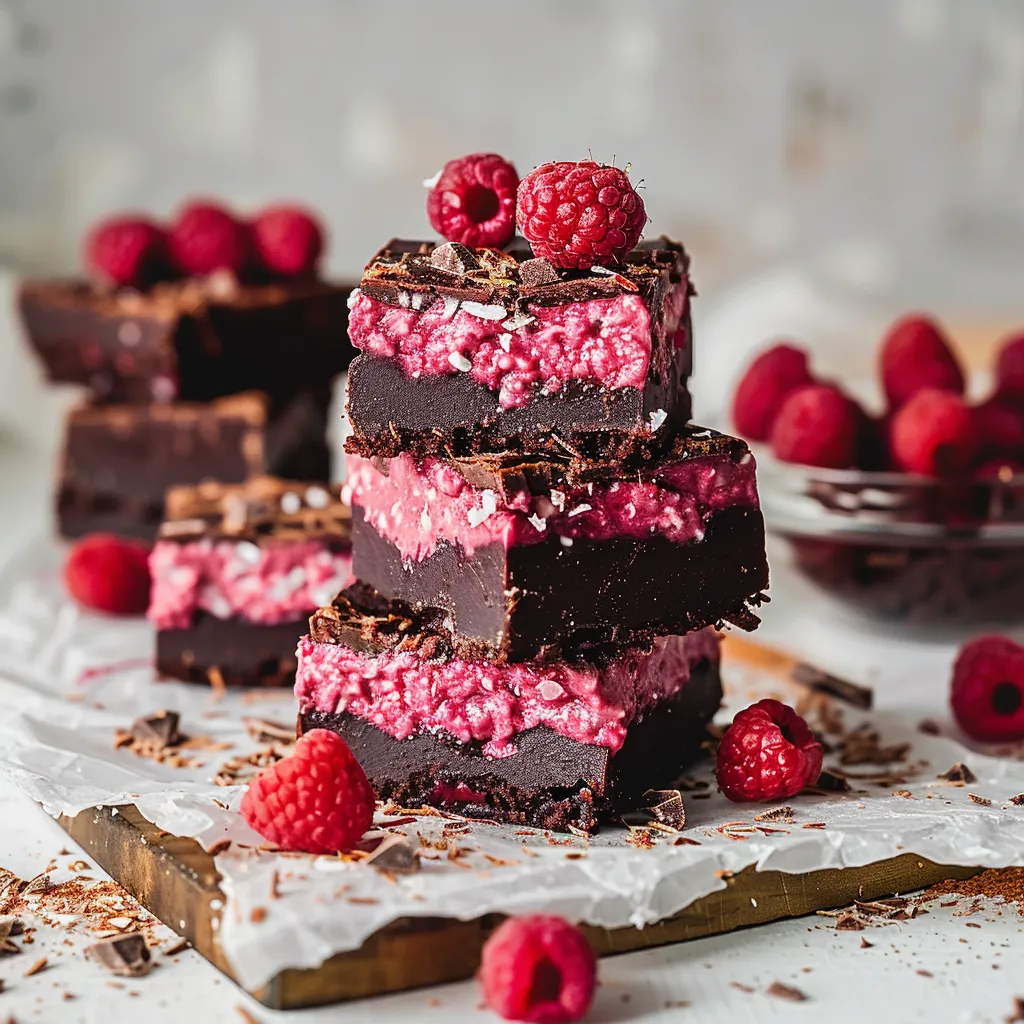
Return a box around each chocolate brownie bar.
[150,476,352,687]
[296,587,722,831]
[57,391,329,540]
[345,427,768,662]
[345,237,692,460]
[19,274,356,405]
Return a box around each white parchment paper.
[1,537,1023,991]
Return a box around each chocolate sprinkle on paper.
[84,933,152,977]
[130,711,181,749]
[363,835,420,875]
[767,981,807,1001]
[937,762,977,785]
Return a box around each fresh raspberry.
[716,699,823,802]
[951,636,1024,742]
[84,216,168,288]
[478,915,596,1023]
[973,396,1024,457]
[251,205,324,277]
[64,534,151,615]
[879,314,964,409]
[426,153,518,249]
[240,729,375,854]
[168,201,250,277]
[516,160,646,269]
[731,343,814,441]
[769,384,860,468]
[889,388,977,476]
[995,333,1024,401]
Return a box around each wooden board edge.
[57,806,981,1011]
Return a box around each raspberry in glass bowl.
[734,318,1024,628]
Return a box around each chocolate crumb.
[968,793,993,806]
[269,870,281,900]
[430,242,481,276]
[363,835,420,875]
[250,907,267,924]
[1009,794,1024,806]
[242,718,295,745]
[130,710,181,749]
[835,913,865,931]
[85,934,150,977]
[518,257,559,289]
[813,770,852,793]
[937,762,977,785]
[22,957,47,977]
[916,969,933,977]
[730,982,755,993]
[767,981,807,1001]
[645,789,686,830]
[207,839,231,857]
[918,719,941,735]
[860,937,874,948]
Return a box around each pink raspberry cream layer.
[346,451,759,562]
[148,539,353,630]
[295,628,720,757]
[347,281,687,409]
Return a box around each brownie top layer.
[310,582,688,667]
[439,424,749,502]
[359,236,691,311]
[160,475,350,544]
[20,272,351,320]
[68,391,269,429]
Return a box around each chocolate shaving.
[937,762,977,785]
[754,806,795,823]
[430,242,481,276]
[791,662,873,710]
[860,937,874,948]
[835,913,865,931]
[363,835,420,875]
[767,981,806,1001]
[839,724,909,766]
[645,789,686,830]
[85,933,151,977]
[1010,794,1024,806]
[130,710,181,749]
[968,793,993,806]
[242,717,295,744]
[22,956,47,977]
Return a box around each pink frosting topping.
[346,451,759,562]
[348,283,686,409]
[147,539,352,630]
[295,627,720,757]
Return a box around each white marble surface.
[1,436,1024,1023]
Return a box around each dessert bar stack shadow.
[17,204,358,540]
[295,166,770,831]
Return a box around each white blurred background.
[2,0,1024,434]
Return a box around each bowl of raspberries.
[733,313,1024,627]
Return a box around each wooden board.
[57,805,980,1010]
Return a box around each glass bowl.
[757,454,1024,627]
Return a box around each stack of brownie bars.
[294,237,770,831]
[19,272,355,540]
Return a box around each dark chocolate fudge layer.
[299,658,720,832]
[346,428,769,662]
[57,391,330,540]
[345,237,692,460]
[157,613,308,688]
[19,275,357,405]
